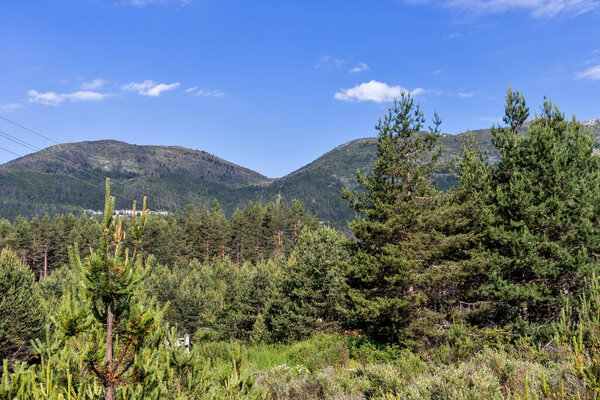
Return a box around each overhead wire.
[0,145,23,158]
[0,128,156,207]
[0,144,143,205]
[0,128,148,204]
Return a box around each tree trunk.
[278,228,282,249]
[43,244,48,278]
[105,301,114,400]
[205,239,209,264]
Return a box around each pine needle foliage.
[343,93,446,344]
[0,178,266,399]
[59,178,157,399]
[0,248,44,362]
[468,88,600,329]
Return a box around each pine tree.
[0,248,44,362]
[343,93,445,344]
[469,88,600,328]
[267,226,348,342]
[60,178,160,400]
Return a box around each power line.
[0,116,184,210]
[0,145,22,158]
[0,115,58,144]
[0,129,39,152]
[0,145,145,205]
[0,114,216,209]
[0,130,156,207]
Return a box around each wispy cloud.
[334,80,425,103]
[432,69,443,75]
[458,91,476,98]
[405,0,599,18]
[81,78,107,90]
[315,56,344,69]
[446,32,460,39]
[185,87,224,97]
[122,80,181,96]
[120,0,190,6]
[575,64,600,80]
[27,90,109,106]
[349,62,370,73]
[480,116,503,124]
[0,103,23,112]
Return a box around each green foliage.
[0,248,44,362]
[4,88,600,399]
[286,334,349,372]
[460,88,600,329]
[264,226,349,343]
[344,93,455,344]
[0,179,268,400]
[0,198,317,278]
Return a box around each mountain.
[0,140,271,219]
[1,120,599,228]
[0,140,270,186]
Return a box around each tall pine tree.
[467,88,600,328]
[344,93,446,344]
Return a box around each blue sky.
[0,0,598,177]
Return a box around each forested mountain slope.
[0,120,598,227]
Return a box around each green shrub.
[346,335,404,364]
[287,334,349,371]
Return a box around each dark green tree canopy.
[458,88,600,329]
[0,247,44,362]
[344,93,447,344]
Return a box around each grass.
[189,333,589,400]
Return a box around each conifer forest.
[2,88,600,399]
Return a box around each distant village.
[83,209,170,216]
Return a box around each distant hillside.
[260,119,600,227]
[0,140,270,187]
[0,140,269,219]
[266,129,492,227]
[0,120,598,228]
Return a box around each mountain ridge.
[1,119,599,227]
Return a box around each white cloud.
[122,80,181,96]
[575,64,600,80]
[81,78,107,90]
[446,32,460,39]
[334,80,425,103]
[184,87,224,97]
[195,89,224,97]
[458,91,476,98]
[121,0,190,6]
[27,90,108,106]
[432,69,443,75]
[315,56,344,69]
[349,62,370,73]
[0,103,23,112]
[407,0,599,17]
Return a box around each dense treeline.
[0,198,317,279]
[3,89,600,399]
